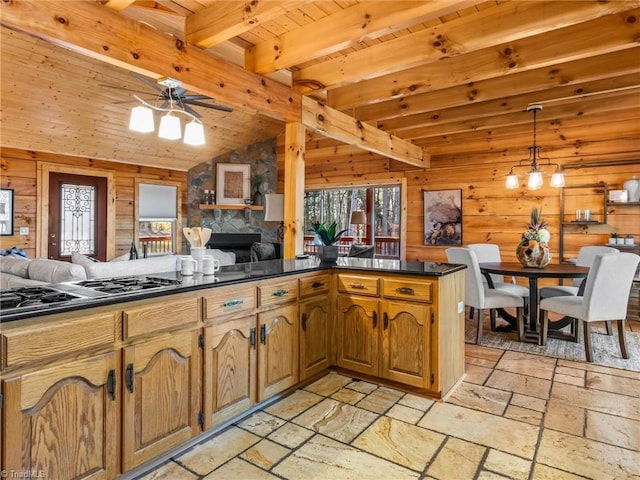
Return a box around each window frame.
[134,179,182,256]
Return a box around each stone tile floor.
[137,343,640,480]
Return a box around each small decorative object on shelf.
[251,173,265,206]
[311,221,347,264]
[210,190,216,205]
[516,207,552,268]
[625,235,635,246]
[623,176,640,203]
[203,189,210,205]
[609,232,618,245]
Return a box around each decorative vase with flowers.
[311,221,347,264]
[516,207,552,268]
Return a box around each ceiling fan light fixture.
[158,112,181,140]
[183,120,205,146]
[129,105,154,133]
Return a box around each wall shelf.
[199,204,264,211]
[606,202,640,207]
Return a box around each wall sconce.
[350,210,366,245]
[264,193,284,243]
[505,105,565,190]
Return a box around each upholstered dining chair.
[446,247,524,344]
[467,243,529,319]
[539,252,640,362]
[539,245,619,298]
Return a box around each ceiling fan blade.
[182,94,211,101]
[185,99,233,112]
[173,87,188,97]
[131,72,165,95]
[182,104,202,119]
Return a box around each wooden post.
[283,123,306,258]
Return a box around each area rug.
[464,317,640,373]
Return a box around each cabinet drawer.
[337,274,379,296]
[1,311,118,370]
[299,273,331,298]
[123,296,199,339]
[203,285,256,320]
[382,277,433,303]
[258,279,298,307]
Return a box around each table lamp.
[264,194,284,243]
[350,210,366,245]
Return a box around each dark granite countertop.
[0,257,465,323]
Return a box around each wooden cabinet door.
[381,300,431,388]
[300,297,331,380]
[336,295,380,376]
[122,330,201,471]
[2,352,119,480]
[203,315,257,428]
[258,304,299,401]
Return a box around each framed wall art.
[423,189,462,246]
[0,188,14,236]
[216,163,250,204]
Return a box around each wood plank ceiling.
[1,0,638,172]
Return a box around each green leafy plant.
[251,173,266,192]
[311,221,347,246]
[522,206,550,243]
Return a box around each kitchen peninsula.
[0,258,465,480]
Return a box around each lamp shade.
[129,105,154,133]
[527,170,544,190]
[350,210,366,225]
[264,194,284,221]
[505,172,519,189]
[158,113,181,140]
[184,120,205,146]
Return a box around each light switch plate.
[19,227,29,235]
[457,301,464,314]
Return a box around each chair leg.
[489,308,497,331]
[517,307,525,342]
[469,306,475,320]
[583,321,593,362]
[476,309,483,344]
[605,320,613,336]
[540,309,549,346]
[617,319,629,359]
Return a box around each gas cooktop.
[0,286,83,310]
[77,276,182,294]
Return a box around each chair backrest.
[582,252,640,321]
[572,245,619,286]
[467,243,504,285]
[446,247,484,308]
[348,244,375,258]
[250,242,277,262]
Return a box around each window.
[136,182,181,256]
[304,185,401,258]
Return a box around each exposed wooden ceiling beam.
[0,0,301,122]
[186,1,299,48]
[302,97,428,169]
[355,48,640,123]
[247,0,479,74]
[327,8,640,109]
[104,0,136,12]
[295,2,635,92]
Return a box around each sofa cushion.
[71,252,100,268]
[84,255,178,279]
[0,256,31,279]
[28,258,88,283]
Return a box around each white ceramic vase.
[623,176,640,203]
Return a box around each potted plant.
[251,173,266,206]
[609,232,617,245]
[311,221,347,264]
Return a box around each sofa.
[0,249,236,289]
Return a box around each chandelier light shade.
[184,120,205,146]
[158,113,181,140]
[504,105,565,190]
[128,105,154,133]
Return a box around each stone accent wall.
[187,138,279,246]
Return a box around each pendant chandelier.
[128,78,205,146]
[505,105,565,190]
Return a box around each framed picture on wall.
[216,163,251,205]
[423,189,462,245]
[0,188,14,236]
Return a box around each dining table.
[479,262,589,342]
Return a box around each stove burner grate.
[0,287,81,309]
[77,276,181,294]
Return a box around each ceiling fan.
[101,72,233,118]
